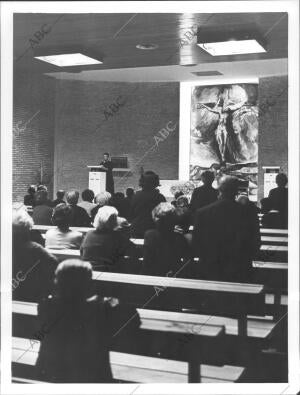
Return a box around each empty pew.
[260,228,288,236]
[261,236,288,245]
[90,272,270,336]
[259,245,287,262]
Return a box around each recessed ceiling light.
[197,39,266,56]
[136,44,158,50]
[34,53,103,67]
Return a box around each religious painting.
[190,83,259,199]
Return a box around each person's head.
[93,206,119,230]
[260,197,271,214]
[66,190,79,206]
[81,189,95,203]
[201,170,215,186]
[139,171,160,190]
[114,216,131,236]
[56,190,65,200]
[152,202,176,231]
[174,191,184,200]
[114,192,125,200]
[276,173,288,188]
[126,188,134,198]
[176,195,189,208]
[51,203,72,230]
[35,190,48,206]
[54,259,92,301]
[37,184,47,192]
[103,152,110,161]
[237,194,250,206]
[12,207,33,242]
[94,191,111,207]
[218,176,239,200]
[27,185,36,195]
[210,163,221,174]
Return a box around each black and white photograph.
[1,1,299,394]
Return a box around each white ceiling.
[45,58,287,83]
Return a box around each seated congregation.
[12,170,288,383]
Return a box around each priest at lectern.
[99,152,114,194]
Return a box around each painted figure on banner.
[190,83,258,199]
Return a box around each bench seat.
[12,337,245,383]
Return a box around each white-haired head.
[94,191,112,207]
[93,205,119,231]
[13,207,34,241]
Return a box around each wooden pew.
[12,338,245,383]
[34,225,91,234]
[34,224,288,238]
[46,248,287,276]
[13,301,248,383]
[12,287,282,384]
[259,245,287,262]
[260,228,288,236]
[46,249,287,309]
[89,272,269,336]
[261,236,288,245]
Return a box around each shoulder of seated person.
[45,227,57,234]
[27,240,47,250]
[145,229,158,238]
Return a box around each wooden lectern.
[87,166,106,195]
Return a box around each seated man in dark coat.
[190,170,218,214]
[52,190,66,207]
[32,191,53,225]
[24,185,36,207]
[192,176,260,282]
[66,190,92,227]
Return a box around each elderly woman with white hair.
[12,207,58,302]
[80,206,137,271]
[90,191,112,222]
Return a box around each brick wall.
[258,75,288,201]
[13,75,287,202]
[54,81,179,195]
[13,72,55,202]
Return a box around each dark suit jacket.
[192,198,260,282]
[142,228,189,276]
[190,185,218,213]
[100,160,114,194]
[32,205,53,225]
[12,239,58,302]
[80,228,137,270]
[130,189,166,238]
[68,204,91,227]
[268,187,288,228]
